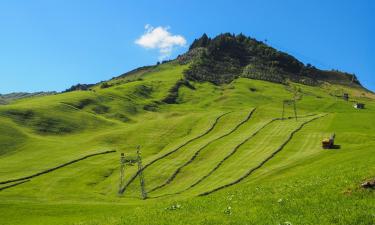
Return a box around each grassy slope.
[0,62,374,225]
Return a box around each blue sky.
[0,0,374,93]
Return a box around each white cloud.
[135,24,187,60]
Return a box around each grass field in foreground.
[0,62,374,225]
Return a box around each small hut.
[354,103,365,109]
[343,93,349,101]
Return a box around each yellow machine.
[322,133,335,149]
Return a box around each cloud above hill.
[135,24,187,60]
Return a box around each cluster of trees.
[242,64,285,84]
[156,59,173,65]
[100,82,112,89]
[63,82,114,92]
[184,33,360,87]
[64,83,94,92]
[162,79,195,104]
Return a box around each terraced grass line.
[59,102,122,125]
[119,112,231,194]
[183,114,318,193]
[59,102,80,111]
[198,114,326,196]
[148,109,256,193]
[148,114,318,199]
[0,180,30,191]
[0,150,116,185]
[149,122,279,198]
[184,119,278,192]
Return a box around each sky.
[0,0,374,93]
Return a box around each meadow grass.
[0,62,374,224]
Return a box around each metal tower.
[118,153,126,194]
[136,146,147,200]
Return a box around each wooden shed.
[343,93,349,101]
[354,103,365,109]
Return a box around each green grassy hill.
[0,92,56,105]
[0,57,374,224]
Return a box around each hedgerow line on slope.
[148,108,256,193]
[0,180,30,191]
[59,102,123,125]
[118,111,232,194]
[59,102,81,111]
[150,114,317,198]
[198,114,327,196]
[0,150,116,185]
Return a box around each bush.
[112,113,131,122]
[162,79,195,104]
[64,83,94,92]
[76,98,95,109]
[242,64,285,84]
[92,105,110,114]
[143,103,159,112]
[100,82,112,89]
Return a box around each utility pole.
[119,153,126,194]
[292,86,298,121]
[293,100,298,121]
[136,146,147,200]
[281,101,285,120]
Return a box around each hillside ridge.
[55,33,369,95]
[181,33,362,88]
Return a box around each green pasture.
[0,62,374,224]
